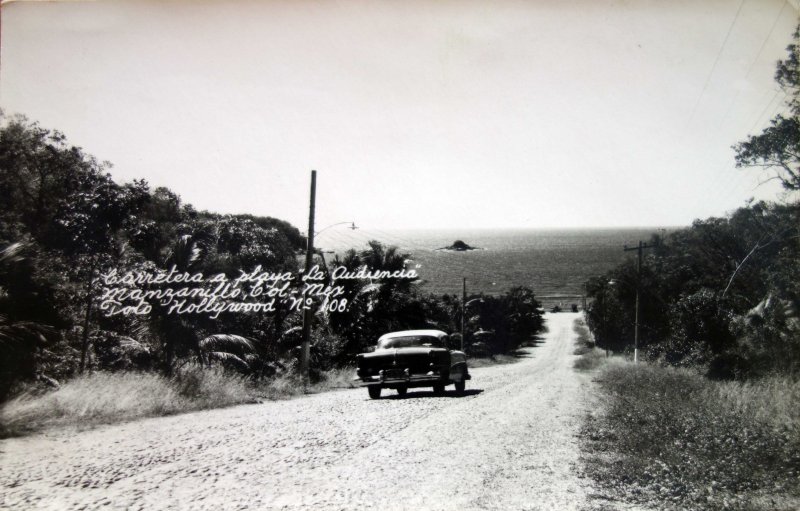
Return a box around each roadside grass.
[572,316,607,372]
[0,366,359,438]
[572,316,594,355]
[308,366,359,392]
[582,362,800,510]
[574,349,607,372]
[468,353,524,368]
[0,368,256,438]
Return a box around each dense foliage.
[0,113,544,399]
[0,113,310,397]
[584,202,799,378]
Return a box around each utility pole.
[601,287,608,358]
[461,277,466,351]
[300,170,316,382]
[623,240,656,363]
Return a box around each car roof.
[377,329,449,341]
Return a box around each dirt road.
[1,312,598,510]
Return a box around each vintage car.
[354,329,471,399]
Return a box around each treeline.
[584,203,799,378]
[0,113,543,400]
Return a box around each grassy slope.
[576,342,800,510]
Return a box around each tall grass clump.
[583,363,800,510]
[310,366,359,392]
[252,367,358,400]
[573,316,607,371]
[573,316,594,354]
[0,368,256,438]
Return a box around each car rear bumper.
[354,373,470,388]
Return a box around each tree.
[734,25,800,192]
[0,114,150,374]
[126,186,186,262]
[0,242,56,398]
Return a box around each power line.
[686,0,748,127]
[745,0,788,78]
[748,89,784,134]
[717,0,789,128]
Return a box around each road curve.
[1,312,596,511]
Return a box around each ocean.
[315,227,673,309]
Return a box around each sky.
[1,0,798,230]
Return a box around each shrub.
[573,349,607,372]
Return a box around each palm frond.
[111,238,129,260]
[117,336,149,354]
[164,235,200,270]
[0,315,55,348]
[199,334,254,352]
[358,283,382,295]
[281,325,303,338]
[205,351,249,370]
[129,319,152,342]
[0,241,27,265]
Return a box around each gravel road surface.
[1,312,600,510]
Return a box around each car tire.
[368,386,381,399]
[396,386,407,397]
[433,384,445,395]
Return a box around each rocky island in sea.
[437,240,481,251]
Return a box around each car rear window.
[378,336,443,349]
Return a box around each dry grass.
[582,362,800,510]
[309,366,359,392]
[0,366,361,438]
[0,368,255,438]
[572,316,594,355]
[573,349,608,372]
[572,316,609,372]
